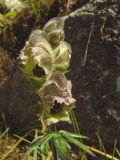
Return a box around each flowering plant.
[20,17,92,160]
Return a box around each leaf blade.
[53,133,70,160]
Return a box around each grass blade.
[112,139,117,160]
[87,145,119,160]
[0,128,9,141]
[33,129,38,160]
[96,131,108,160]
[1,129,34,160]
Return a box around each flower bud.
[43,17,65,45]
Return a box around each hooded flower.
[42,71,76,125]
[20,30,54,75]
[19,30,54,90]
[43,93,75,125]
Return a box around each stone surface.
[65,0,120,150]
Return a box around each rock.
[65,0,120,150]
[0,63,40,133]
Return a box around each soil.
[0,0,120,158]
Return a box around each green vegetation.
[19,17,93,159]
[0,0,55,34]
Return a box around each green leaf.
[62,134,94,156]
[53,133,70,160]
[60,130,88,139]
[40,135,51,151]
[28,134,53,154]
[40,138,51,160]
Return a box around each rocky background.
[0,0,120,153]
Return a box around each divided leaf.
[62,133,94,156]
[28,134,53,154]
[53,134,71,160]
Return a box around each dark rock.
[65,0,120,150]
[0,64,40,133]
